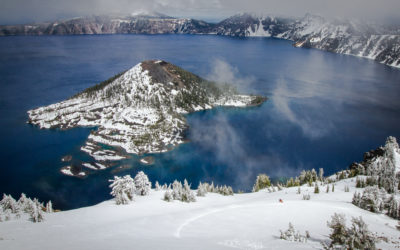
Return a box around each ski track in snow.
[175,205,246,238]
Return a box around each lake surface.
[1,34,400,210]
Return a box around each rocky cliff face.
[349,136,400,193]
[27,60,265,175]
[1,13,399,68]
[0,14,211,36]
[210,13,400,68]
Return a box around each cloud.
[207,59,256,93]
[271,77,335,139]
[1,0,400,24]
[188,113,301,188]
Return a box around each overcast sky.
[1,0,400,24]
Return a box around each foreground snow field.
[0,178,398,250]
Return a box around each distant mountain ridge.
[1,13,399,68]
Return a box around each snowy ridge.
[211,13,400,68]
[351,136,400,178]
[27,60,265,174]
[2,13,399,68]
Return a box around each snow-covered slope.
[27,60,265,174]
[212,13,400,68]
[0,178,398,250]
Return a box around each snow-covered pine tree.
[280,222,308,243]
[319,168,324,182]
[29,200,44,223]
[286,178,295,187]
[332,184,335,192]
[109,175,136,205]
[297,187,301,194]
[326,185,330,193]
[346,216,376,249]
[311,169,317,182]
[327,213,348,248]
[0,194,19,213]
[252,174,271,192]
[45,201,53,213]
[209,182,215,193]
[356,177,366,188]
[163,189,173,202]
[387,197,399,219]
[314,184,319,194]
[181,179,196,203]
[3,209,11,221]
[196,182,207,197]
[17,193,31,213]
[33,198,44,211]
[358,186,386,213]
[227,186,234,195]
[294,177,300,186]
[352,192,361,206]
[344,185,350,192]
[134,171,151,196]
[155,181,161,191]
[172,180,183,200]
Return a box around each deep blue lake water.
[1,34,400,210]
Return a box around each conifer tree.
[346,216,376,249]
[311,168,317,182]
[387,197,399,219]
[18,193,30,212]
[109,175,136,205]
[196,182,207,197]
[252,174,271,192]
[181,179,196,202]
[172,180,183,200]
[155,181,161,191]
[134,171,151,196]
[163,189,173,202]
[352,192,361,206]
[29,200,44,223]
[327,213,347,247]
[45,201,54,213]
[314,184,320,194]
[318,168,324,182]
[0,194,19,213]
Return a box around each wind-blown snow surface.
[0,178,398,249]
[27,60,264,172]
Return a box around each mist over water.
[1,35,400,209]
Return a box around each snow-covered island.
[27,60,266,176]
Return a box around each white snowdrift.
[0,178,398,250]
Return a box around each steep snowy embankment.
[0,178,398,250]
